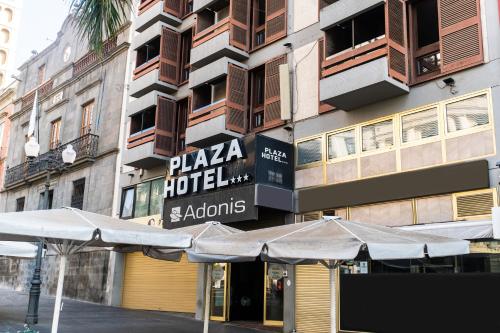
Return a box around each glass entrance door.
[263,263,285,326]
[210,263,230,321]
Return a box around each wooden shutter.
[386,0,409,84]
[160,27,181,85]
[438,0,483,73]
[154,97,177,156]
[265,0,287,44]
[225,64,248,134]
[264,55,286,128]
[164,0,181,17]
[229,0,250,50]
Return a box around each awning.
[398,220,493,240]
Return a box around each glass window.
[328,129,356,159]
[446,94,489,133]
[121,188,134,218]
[134,182,151,218]
[149,179,164,216]
[362,119,394,152]
[297,138,322,165]
[401,108,439,143]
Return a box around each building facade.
[0,15,131,304]
[0,0,21,87]
[0,83,14,191]
[113,0,500,332]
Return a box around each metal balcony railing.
[4,134,99,187]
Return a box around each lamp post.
[24,137,76,327]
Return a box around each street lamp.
[24,137,76,327]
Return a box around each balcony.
[190,0,250,68]
[136,0,182,32]
[123,130,170,169]
[21,79,54,110]
[4,134,99,188]
[73,38,118,77]
[186,100,244,147]
[189,57,246,89]
[320,0,384,31]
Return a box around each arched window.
[0,29,9,43]
[2,8,13,23]
[0,50,7,65]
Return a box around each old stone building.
[0,15,131,304]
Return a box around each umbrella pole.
[203,263,212,333]
[51,254,67,333]
[330,263,337,333]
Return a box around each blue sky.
[16,0,71,68]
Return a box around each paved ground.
[0,289,270,333]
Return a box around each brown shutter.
[264,54,286,128]
[160,27,181,85]
[386,0,409,84]
[265,0,287,44]
[164,0,181,17]
[438,0,483,73]
[154,97,177,156]
[229,0,250,51]
[225,64,248,134]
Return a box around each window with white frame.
[361,119,394,152]
[401,107,439,143]
[328,129,356,159]
[446,94,489,133]
[297,138,323,166]
[120,178,164,219]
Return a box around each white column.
[203,264,213,333]
[51,254,67,333]
[330,266,337,333]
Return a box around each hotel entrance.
[209,261,285,327]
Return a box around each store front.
[162,134,294,327]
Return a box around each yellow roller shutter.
[121,252,198,313]
[295,264,331,333]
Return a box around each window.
[446,94,489,133]
[0,122,4,144]
[0,50,6,65]
[71,178,85,210]
[328,129,356,159]
[176,98,189,153]
[135,36,160,68]
[179,29,193,83]
[196,1,230,32]
[297,138,323,166]
[0,29,9,43]
[193,78,227,111]
[49,119,61,150]
[182,0,193,16]
[2,8,13,23]
[401,108,439,143]
[37,64,46,85]
[130,107,156,136]
[412,0,440,76]
[252,0,266,48]
[80,101,94,136]
[120,178,164,218]
[38,190,54,210]
[361,119,394,152]
[16,197,25,212]
[325,5,385,57]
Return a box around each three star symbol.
[230,173,250,184]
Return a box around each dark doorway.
[230,261,264,321]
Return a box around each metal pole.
[330,261,337,333]
[203,264,212,333]
[25,170,50,325]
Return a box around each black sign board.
[254,134,293,189]
[164,185,258,229]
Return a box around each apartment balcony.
[136,0,182,32]
[129,59,178,98]
[186,100,244,148]
[320,0,384,31]
[4,134,99,189]
[123,134,170,169]
[189,57,246,89]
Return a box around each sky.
[15,0,71,68]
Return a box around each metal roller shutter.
[121,252,198,313]
[295,264,331,333]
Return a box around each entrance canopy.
[0,241,37,258]
[195,217,470,262]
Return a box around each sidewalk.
[0,289,269,333]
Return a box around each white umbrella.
[195,217,470,332]
[116,221,252,333]
[0,241,38,258]
[0,207,192,333]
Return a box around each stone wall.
[0,250,110,304]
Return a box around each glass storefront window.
[265,263,285,324]
[121,188,134,218]
[401,107,439,143]
[120,178,165,218]
[446,94,489,133]
[361,119,394,152]
[328,129,356,159]
[210,263,227,319]
[134,182,151,218]
[149,178,164,216]
[297,138,322,165]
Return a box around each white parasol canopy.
[194,217,470,332]
[0,241,38,258]
[0,207,192,333]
